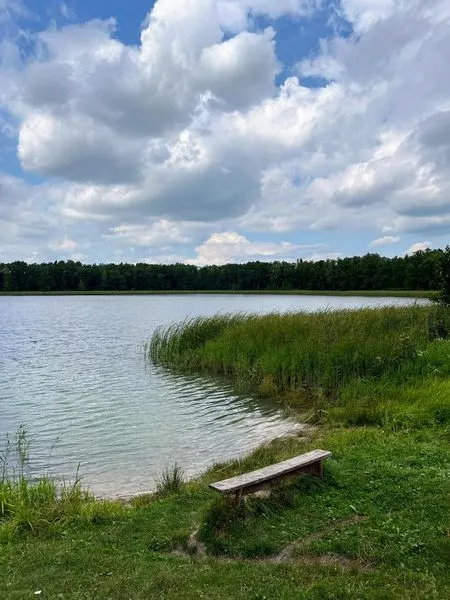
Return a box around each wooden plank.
[210,449,332,494]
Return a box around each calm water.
[0,294,425,496]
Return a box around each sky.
[0,0,449,266]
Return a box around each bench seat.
[210,449,332,503]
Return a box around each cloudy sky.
[0,0,449,265]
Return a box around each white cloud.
[0,0,27,23]
[141,252,191,265]
[49,237,78,252]
[339,0,398,33]
[109,220,193,247]
[188,231,307,266]
[197,28,278,110]
[18,112,145,184]
[370,235,400,248]
[0,0,450,264]
[306,252,344,262]
[216,0,318,31]
[59,2,75,20]
[3,3,279,187]
[405,241,431,255]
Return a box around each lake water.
[0,294,425,496]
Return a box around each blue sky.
[0,0,449,265]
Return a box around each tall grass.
[156,463,185,497]
[0,427,122,539]
[150,305,450,427]
[150,314,248,367]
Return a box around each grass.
[0,289,437,297]
[156,463,185,497]
[1,427,448,599]
[0,426,122,542]
[150,305,450,428]
[1,304,450,598]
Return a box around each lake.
[0,294,425,496]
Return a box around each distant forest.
[1,248,449,293]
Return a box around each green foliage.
[198,428,450,568]
[2,428,448,599]
[2,303,450,598]
[437,245,450,305]
[0,247,447,292]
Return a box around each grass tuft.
[156,462,185,497]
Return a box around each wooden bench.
[210,449,332,506]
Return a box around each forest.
[0,248,448,293]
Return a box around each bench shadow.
[198,468,338,557]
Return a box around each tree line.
[0,248,448,293]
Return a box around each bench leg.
[235,488,244,508]
[308,460,324,478]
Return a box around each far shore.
[0,289,436,298]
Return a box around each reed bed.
[150,305,450,427]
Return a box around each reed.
[150,305,450,427]
[0,427,122,539]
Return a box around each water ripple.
[0,294,424,496]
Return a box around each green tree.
[439,246,450,305]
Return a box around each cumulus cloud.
[0,173,63,261]
[339,0,398,33]
[18,112,145,184]
[188,231,308,266]
[0,0,450,264]
[405,241,432,255]
[370,236,400,248]
[109,220,193,247]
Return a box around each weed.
[156,462,185,497]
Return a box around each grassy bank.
[0,289,437,297]
[1,427,449,599]
[2,305,450,599]
[150,305,450,428]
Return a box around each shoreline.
[109,422,311,503]
[0,289,436,298]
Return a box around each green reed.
[150,305,450,427]
[0,427,122,539]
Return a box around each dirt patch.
[171,546,371,572]
[172,527,207,557]
[266,553,371,571]
[296,514,368,547]
[173,517,372,571]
